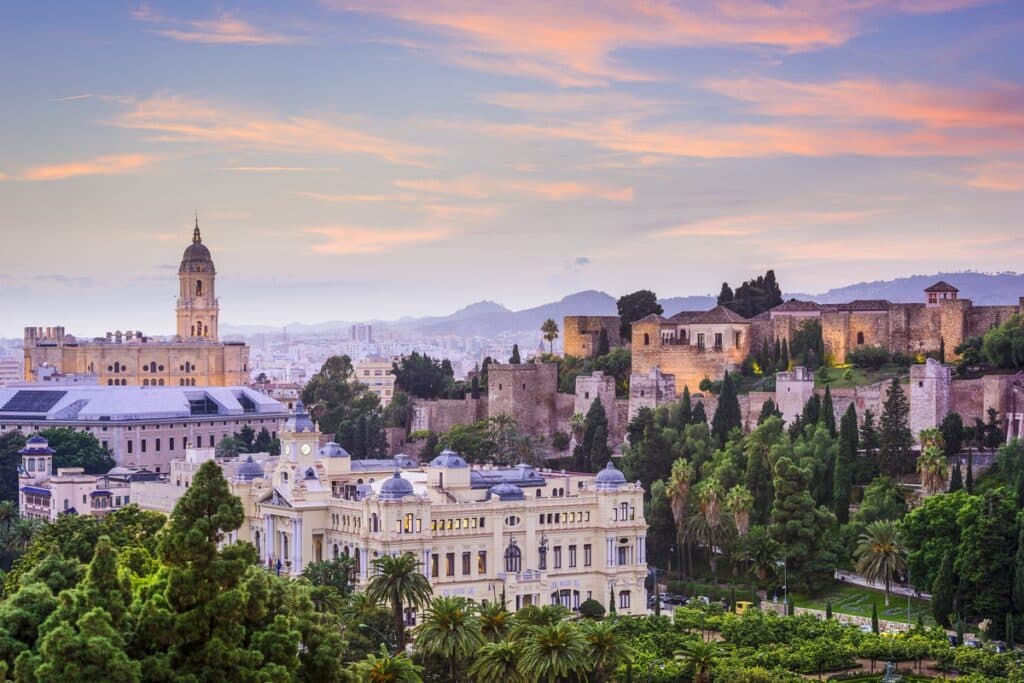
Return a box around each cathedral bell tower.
[176,216,219,341]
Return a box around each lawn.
[815,364,908,389]
[791,583,934,626]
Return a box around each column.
[291,518,302,571]
[360,546,368,579]
[263,516,272,563]
[607,538,615,567]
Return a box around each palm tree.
[468,640,526,683]
[508,604,570,641]
[685,477,734,579]
[916,445,948,495]
[854,520,907,606]
[742,526,781,586]
[580,619,632,683]
[666,458,695,569]
[518,621,591,683]
[725,485,753,536]
[479,600,512,642]
[5,517,43,553]
[350,644,423,683]
[674,638,723,683]
[541,319,560,354]
[413,596,484,681]
[365,553,433,650]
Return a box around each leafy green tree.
[666,459,695,570]
[718,270,783,319]
[955,488,1016,628]
[692,401,707,426]
[22,607,141,683]
[39,428,115,474]
[675,637,724,683]
[616,290,663,341]
[711,372,742,444]
[215,435,240,458]
[717,282,734,307]
[234,425,256,453]
[414,596,484,682]
[902,489,968,590]
[518,621,590,683]
[508,345,521,364]
[791,319,825,370]
[391,352,454,399]
[833,404,857,524]
[725,485,753,537]
[686,478,733,579]
[768,456,836,594]
[254,426,275,453]
[366,553,432,651]
[302,555,356,597]
[1014,523,1024,614]
[0,432,26,504]
[303,355,382,438]
[854,520,907,606]
[744,417,786,526]
[541,319,559,354]
[871,603,879,634]
[879,379,912,476]
[981,313,1024,370]
[741,526,782,586]
[932,551,956,627]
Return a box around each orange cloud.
[965,161,1024,192]
[133,6,305,45]
[393,175,633,201]
[654,211,879,238]
[111,94,435,166]
[292,191,418,204]
[331,0,985,86]
[20,153,158,181]
[221,166,342,172]
[305,226,453,254]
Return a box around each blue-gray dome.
[19,436,54,455]
[430,450,468,468]
[595,461,627,490]
[320,442,350,458]
[379,471,414,501]
[284,401,315,433]
[236,455,264,481]
[488,482,525,501]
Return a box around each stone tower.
[910,358,951,440]
[176,217,219,341]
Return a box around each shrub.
[578,597,605,619]
[846,346,890,370]
[551,431,570,451]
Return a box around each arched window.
[643,333,650,346]
[856,331,865,345]
[504,541,521,573]
[371,513,380,533]
[143,379,149,386]
[158,379,164,386]
[195,280,202,297]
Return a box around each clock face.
[300,443,312,456]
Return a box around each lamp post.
[775,556,787,612]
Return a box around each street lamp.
[775,556,788,611]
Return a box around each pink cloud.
[330,0,987,86]
[111,94,435,166]
[654,211,880,238]
[133,6,305,45]
[20,153,159,181]
[305,226,453,254]
[393,174,633,201]
[964,161,1024,192]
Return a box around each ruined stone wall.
[553,393,576,436]
[575,371,618,435]
[613,399,630,446]
[410,397,485,434]
[747,319,776,355]
[628,369,676,422]
[964,304,1022,339]
[743,391,774,431]
[487,362,559,437]
[827,383,886,427]
[563,316,621,358]
[909,359,950,438]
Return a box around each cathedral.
[23,220,250,387]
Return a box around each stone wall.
[964,304,1022,339]
[410,397,485,434]
[575,371,618,436]
[563,316,621,358]
[909,359,951,438]
[488,362,559,437]
[949,378,985,421]
[776,367,814,423]
[628,368,677,422]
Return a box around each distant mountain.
[788,271,1024,306]
[221,271,1023,339]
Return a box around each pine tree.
[717,282,734,306]
[819,386,836,438]
[871,603,879,633]
[949,461,963,492]
[679,386,693,425]
[711,373,742,444]
[758,398,781,425]
[769,456,836,594]
[879,379,912,477]
[932,551,955,628]
[691,401,707,426]
[833,404,857,524]
[801,394,821,432]
[509,344,521,364]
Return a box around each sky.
[1,1,1023,337]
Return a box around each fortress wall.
[563,316,621,358]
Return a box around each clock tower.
[176,217,219,341]
[280,401,321,463]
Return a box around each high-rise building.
[350,324,372,343]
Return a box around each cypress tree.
[879,378,912,476]
[760,338,771,374]
[758,398,781,425]
[966,449,974,493]
[956,620,965,646]
[949,461,963,492]
[871,603,879,633]
[1008,613,1016,649]
[680,386,693,425]
[692,402,707,426]
[711,372,742,443]
[1013,524,1024,613]
[932,551,955,628]
[939,337,946,363]
[833,404,857,524]
[780,339,790,371]
[826,601,833,620]
[596,328,610,357]
[940,412,963,457]
[773,338,782,371]
[470,375,480,399]
[509,344,521,364]
[819,386,836,437]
